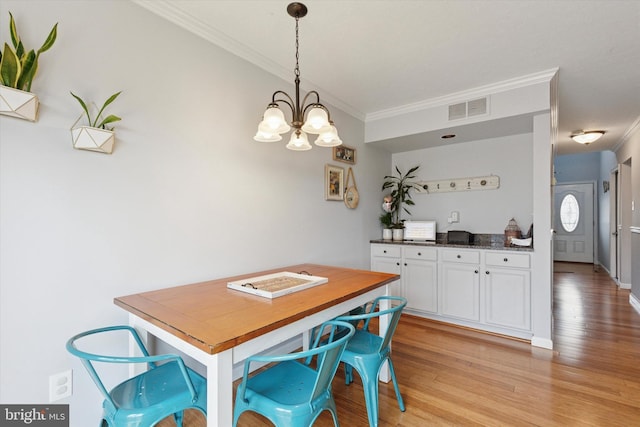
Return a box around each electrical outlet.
[49,370,72,402]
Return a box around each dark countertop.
[370,239,534,252]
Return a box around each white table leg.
[378,284,391,382]
[206,350,233,427]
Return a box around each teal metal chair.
[66,325,207,427]
[336,296,407,427]
[233,320,355,427]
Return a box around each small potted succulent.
[0,12,58,121]
[70,91,122,154]
[381,165,420,241]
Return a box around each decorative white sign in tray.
[227,272,328,299]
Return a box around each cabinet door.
[404,260,438,313]
[440,263,480,321]
[371,257,402,297]
[484,268,531,330]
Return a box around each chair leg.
[344,363,353,385]
[387,359,405,412]
[348,361,381,427]
[174,410,184,427]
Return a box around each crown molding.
[366,68,559,122]
[131,0,364,121]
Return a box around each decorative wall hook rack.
[415,175,500,194]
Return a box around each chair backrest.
[308,320,355,403]
[337,296,407,353]
[66,325,198,408]
[238,320,355,405]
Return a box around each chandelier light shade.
[571,130,605,144]
[254,2,341,150]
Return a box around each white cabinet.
[371,243,532,339]
[403,246,438,314]
[371,244,438,313]
[440,249,480,322]
[370,244,402,296]
[484,252,531,331]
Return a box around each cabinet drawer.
[442,249,480,264]
[404,246,437,261]
[485,252,530,268]
[371,245,401,258]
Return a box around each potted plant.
[70,91,122,154]
[0,12,58,121]
[379,195,393,240]
[381,165,420,240]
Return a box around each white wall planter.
[392,228,404,241]
[0,85,39,122]
[71,113,115,154]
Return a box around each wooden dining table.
[114,263,399,427]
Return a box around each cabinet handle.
[418,252,422,256]
[503,257,508,262]
[396,262,400,266]
[457,254,461,259]
[383,250,387,253]
[486,271,490,275]
[474,270,479,274]
[404,263,407,266]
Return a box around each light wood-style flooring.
[160,262,640,426]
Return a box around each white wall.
[614,121,639,300]
[0,1,390,424]
[392,134,533,235]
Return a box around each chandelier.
[253,2,341,151]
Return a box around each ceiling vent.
[448,97,489,121]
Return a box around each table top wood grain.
[114,264,399,355]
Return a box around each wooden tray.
[227,272,328,299]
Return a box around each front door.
[553,183,594,263]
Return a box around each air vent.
[448,103,466,120]
[467,97,487,116]
[448,97,489,121]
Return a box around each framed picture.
[325,164,344,201]
[333,145,356,165]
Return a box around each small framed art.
[333,145,356,164]
[325,164,345,201]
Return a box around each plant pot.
[392,228,404,241]
[71,126,115,154]
[71,114,115,154]
[382,229,393,240]
[0,85,39,122]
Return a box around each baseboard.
[531,336,553,350]
[630,293,640,316]
[619,281,631,290]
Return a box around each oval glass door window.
[560,194,579,232]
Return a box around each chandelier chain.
[294,16,300,78]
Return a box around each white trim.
[366,68,558,122]
[630,226,640,234]
[613,115,640,153]
[131,0,364,120]
[531,336,553,350]
[630,293,640,315]
[619,281,632,290]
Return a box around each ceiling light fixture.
[253,2,341,151]
[571,130,605,145]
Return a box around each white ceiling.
[134,0,640,155]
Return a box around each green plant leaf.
[37,22,58,54]
[96,115,121,129]
[70,91,92,126]
[93,91,121,126]
[0,43,21,88]
[9,12,19,49]
[16,50,35,91]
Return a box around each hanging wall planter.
[69,91,122,154]
[71,116,115,154]
[0,12,57,122]
[0,86,39,122]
